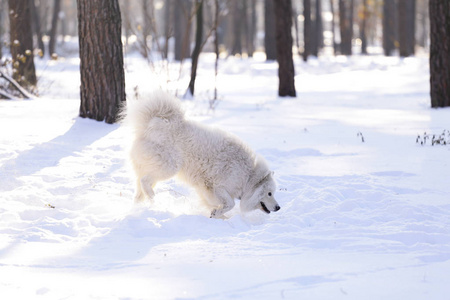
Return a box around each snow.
[1,52,450,299]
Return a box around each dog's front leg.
[210,188,235,218]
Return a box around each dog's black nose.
[274,205,281,212]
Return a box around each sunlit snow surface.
[1,53,449,299]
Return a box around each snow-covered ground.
[1,52,450,299]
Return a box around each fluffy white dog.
[123,91,280,218]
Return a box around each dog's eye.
[268,192,272,197]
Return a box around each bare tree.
[303,0,311,61]
[274,0,296,97]
[187,0,203,96]
[339,0,353,55]
[429,0,450,107]
[398,0,416,57]
[8,0,37,87]
[264,0,276,60]
[383,0,396,56]
[49,0,61,57]
[77,0,126,123]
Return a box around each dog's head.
[241,171,280,214]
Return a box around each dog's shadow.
[63,207,253,270]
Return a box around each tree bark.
[174,0,191,61]
[29,0,45,57]
[8,0,37,87]
[49,0,61,57]
[303,0,311,61]
[264,0,277,60]
[76,0,126,124]
[383,0,396,56]
[339,0,353,55]
[274,0,296,97]
[429,0,450,107]
[187,0,203,96]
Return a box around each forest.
[1,0,449,114]
[1,1,450,299]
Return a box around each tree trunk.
[312,0,323,57]
[29,0,45,57]
[303,0,311,61]
[231,1,243,55]
[49,0,61,57]
[8,0,37,87]
[141,0,151,58]
[163,0,172,59]
[339,0,352,55]
[77,0,126,124]
[383,0,396,56]
[398,0,416,57]
[247,0,257,57]
[264,0,277,60]
[187,0,203,97]
[329,0,337,55]
[429,0,450,107]
[274,0,296,97]
[174,0,191,61]
[360,0,368,54]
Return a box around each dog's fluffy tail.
[122,90,185,136]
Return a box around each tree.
[339,0,353,55]
[187,0,203,96]
[29,0,45,57]
[8,0,37,87]
[76,0,126,124]
[429,0,450,107]
[264,0,276,60]
[49,0,61,57]
[398,0,416,57]
[274,0,296,97]
[303,0,311,61]
[383,0,396,56]
[174,0,192,61]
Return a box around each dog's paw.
[210,209,217,218]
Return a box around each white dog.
[123,91,280,218]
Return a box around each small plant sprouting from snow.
[357,132,365,143]
[416,130,450,146]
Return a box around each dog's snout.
[274,205,281,212]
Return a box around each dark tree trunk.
[174,0,191,61]
[303,0,311,61]
[312,0,323,57]
[339,0,353,55]
[398,0,416,57]
[8,0,37,87]
[429,0,450,107]
[383,0,396,56]
[231,1,243,55]
[29,0,45,57]
[187,0,203,97]
[247,0,257,57]
[77,0,126,124]
[49,0,61,57]
[264,0,277,60]
[274,0,296,97]
[141,0,152,58]
[163,0,172,59]
[360,0,368,54]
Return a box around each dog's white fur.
[123,91,280,218]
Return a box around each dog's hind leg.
[135,174,156,203]
[210,188,235,218]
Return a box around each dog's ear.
[254,172,271,189]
